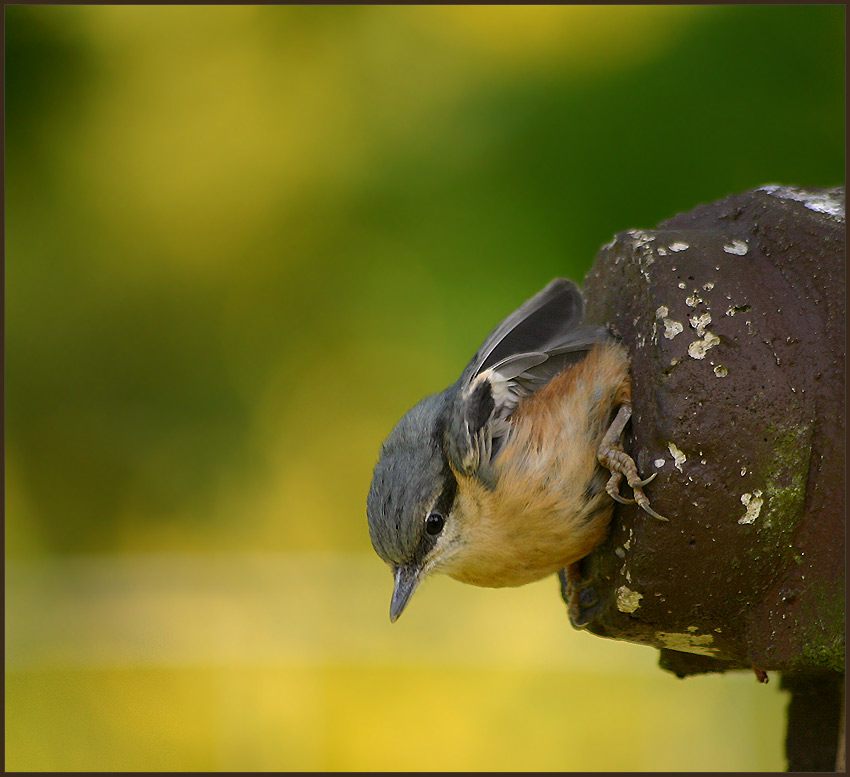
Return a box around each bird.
[366,278,665,623]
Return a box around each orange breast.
[443,342,630,588]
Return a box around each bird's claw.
[632,471,657,488]
[608,488,636,505]
[563,562,597,629]
[598,404,668,522]
[604,470,668,520]
[639,502,668,522]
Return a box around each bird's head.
[366,390,467,621]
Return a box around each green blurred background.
[5,5,844,771]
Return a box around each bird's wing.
[459,278,585,382]
[445,279,609,482]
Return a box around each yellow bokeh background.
[6,5,843,771]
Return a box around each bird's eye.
[425,512,445,536]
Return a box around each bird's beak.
[390,563,422,622]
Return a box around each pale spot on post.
[688,331,720,359]
[667,442,687,472]
[723,240,749,255]
[616,586,643,613]
[738,490,764,524]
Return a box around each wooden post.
[561,186,845,771]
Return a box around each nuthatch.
[367,279,665,622]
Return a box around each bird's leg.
[598,403,668,521]
[564,561,597,629]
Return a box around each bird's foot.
[564,562,599,629]
[598,404,668,521]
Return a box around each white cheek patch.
[425,520,465,575]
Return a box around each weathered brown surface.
[560,186,845,678]
[782,672,844,772]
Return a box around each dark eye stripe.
[433,470,458,517]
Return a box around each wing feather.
[445,278,611,483]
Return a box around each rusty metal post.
[560,186,845,771]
